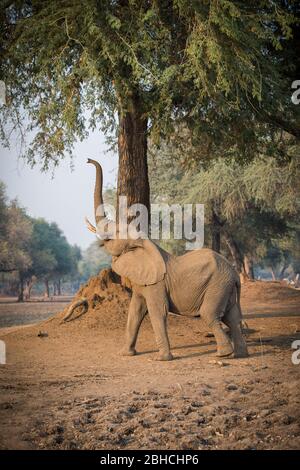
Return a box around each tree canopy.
[1,1,299,174]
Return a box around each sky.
[0,131,118,249]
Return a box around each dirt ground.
[0,278,300,450]
[0,297,72,329]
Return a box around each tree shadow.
[137,332,300,360]
[246,332,300,351]
[137,341,214,357]
[244,311,300,319]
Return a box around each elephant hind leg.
[200,306,233,357]
[212,321,234,357]
[223,304,249,358]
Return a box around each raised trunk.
[271,268,277,281]
[87,158,104,226]
[117,95,150,222]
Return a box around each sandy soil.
[0,279,299,450]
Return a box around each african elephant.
[86,159,249,361]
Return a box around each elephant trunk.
[87,158,105,226]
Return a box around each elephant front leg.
[144,283,173,361]
[120,292,147,357]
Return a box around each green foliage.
[149,137,300,273]
[1,1,299,169]
[243,154,300,217]
[0,181,82,286]
[26,218,82,283]
[78,241,111,281]
[0,186,33,273]
[187,154,300,221]
[0,181,8,237]
[150,141,300,220]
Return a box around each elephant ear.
[112,239,166,286]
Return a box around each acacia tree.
[149,141,300,278]
[1,1,299,218]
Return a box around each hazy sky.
[0,131,118,249]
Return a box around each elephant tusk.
[85,216,97,233]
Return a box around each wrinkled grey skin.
[86,159,249,361]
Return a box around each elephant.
[85,159,249,361]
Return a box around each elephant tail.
[235,278,249,330]
[235,278,243,320]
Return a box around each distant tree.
[7,200,33,300]
[78,241,111,282]
[26,219,81,298]
[0,184,33,300]
[61,244,82,294]
[49,225,76,295]
[260,227,300,280]
[0,182,9,271]
[0,181,83,299]
[26,219,58,298]
[0,181,8,239]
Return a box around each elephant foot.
[216,343,234,357]
[119,347,136,357]
[233,346,249,358]
[153,351,174,361]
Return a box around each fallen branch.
[62,297,88,323]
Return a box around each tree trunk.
[271,268,277,281]
[279,263,288,280]
[24,276,35,300]
[24,280,30,300]
[18,275,24,302]
[222,227,249,282]
[209,211,249,280]
[44,279,50,299]
[243,255,255,280]
[117,94,150,223]
[53,280,61,296]
[211,209,221,253]
[28,281,33,299]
